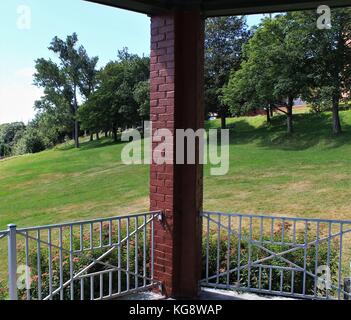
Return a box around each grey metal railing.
[201,212,351,300]
[0,211,162,300]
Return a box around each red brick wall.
[150,14,176,297]
[150,11,204,298]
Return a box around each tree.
[79,52,99,140]
[0,122,26,157]
[13,126,46,155]
[34,33,98,148]
[81,49,149,142]
[300,9,351,134]
[133,80,150,122]
[222,55,278,124]
[79,54,99,100]
[223,14,312,134]
[33,96,74,146]
[205,16,251,128]
[78,93,110,140]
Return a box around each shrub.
[0,281,7,300]
[202,224,339,298]
[17,222,151,300]
[13,128,46,155]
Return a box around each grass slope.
[0,139,149,229]
[1,109,351,231]
[205,111,351,220]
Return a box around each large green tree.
[205,16,251,128]
[34,33,98,148]
[299,9,351,134]
[79,49,149,142]
[223,14,312,134]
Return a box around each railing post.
[7,224,18,300]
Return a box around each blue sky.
[0,0,264,124]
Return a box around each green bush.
[17,222,151,300]
[8,220,341,300]
[13,128,46,156]
[202,224,339,297]
[0,281,7,300]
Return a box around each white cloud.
[0,67,42,124]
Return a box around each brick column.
[150,10,204,298]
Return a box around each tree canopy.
[222,10,351,134]
[205,16,251,128]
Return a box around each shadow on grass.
[228,112,351,151]
[56,111,351,154]
[56,137,125,152]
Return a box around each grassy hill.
[1,109,351,231]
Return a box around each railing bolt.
[7,224,18,300]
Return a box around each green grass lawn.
[1,109,351,232]
[2,108,351,288]
[205,110,351,221]
[1,108,351,284]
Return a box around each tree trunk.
[73,86,80,148]
[266,108,271,123]
[287,97,294,134]
[90,133,93,142]
[96,132,100,140]
[332,95,342,135]
[112,123,118,142]
[270,106,274,117]
[74,120,79,148]
[105,131,108,138]
[220,115,226,129]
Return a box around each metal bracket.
[157,211,164,223]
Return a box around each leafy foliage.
[78,49,150,141]
[12,127,46,155]
[223,13,313,133]
[205,16,251,127]
[203,224,339,297]
[0,122,26,157]
[34,33,99,148]
[16,221,151,300]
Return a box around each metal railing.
[201,212,351,300]
[0,211,162,300]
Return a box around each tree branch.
[275,107,288,115]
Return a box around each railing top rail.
[3,210,162,233]
[202,211,351,224]
[0,231,8,239]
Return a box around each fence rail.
[201,212,351,300]
[0,231,8,240]
[2,210,351,300]
[0,211,162,300]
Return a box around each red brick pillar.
[150,10,204,298]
